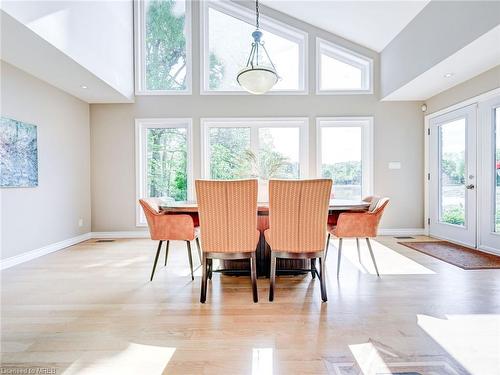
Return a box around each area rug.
[397,241,500,270]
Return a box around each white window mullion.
[361,121,374,198]
[250,126,259,157]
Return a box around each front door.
[429,104,477,247]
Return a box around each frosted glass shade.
[237,67,278,95]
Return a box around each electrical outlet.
[78,218,84,227]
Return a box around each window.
[201,118,309,200]
[201,0,307,94]
[135,118,193,225]
[135,0,192,94]
[317,117,373,200]
[316,38,373,94]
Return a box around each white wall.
[90,1,425,233]
[1,0,134,101]
[90,99,424,232]
[0,61,91,260]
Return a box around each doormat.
[398,241,500,269]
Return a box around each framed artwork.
[0,116,39,187]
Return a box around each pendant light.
[237,0,279,94]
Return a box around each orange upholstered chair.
[196,179,259,303]
[327,197,390,278]
[139,198,201,281]
[265,179,332,302]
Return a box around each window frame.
[134,0,192,95]
[316,117,374,199]
[135,118,194,226]
[200,0,308,95]
[200,117,309,179]
[316,38,373,95]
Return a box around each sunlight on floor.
[62,343,176,375]
[168,264,203,277]
[418,314,500,375]
[113,257,149,267]
[333,239,435,275]
[349,342,392,374]
[252,348,273,375]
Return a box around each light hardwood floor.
[1,236,499,375]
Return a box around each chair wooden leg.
[186,241,194,281]
[311,258,316,279]
[325,233,331,260]
[150,240,163,281]
[366,238,380,277]
[269,253,277,302]
[337,238,343,279]
[319,256,328,302]
[250,252,258,303]
[208,259,213,280]
[195,237,202,264]
[164,240,170,266]
[356,238,361,263]
[200,254,208,303]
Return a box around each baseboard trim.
[378,228,426,236]
[1,228,426,270]
[0,232,92,270]
[91,231,150,239]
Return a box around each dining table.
[160,199,370,277]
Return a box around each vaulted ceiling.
[261,0,430,52]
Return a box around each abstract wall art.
[0,117,39,187]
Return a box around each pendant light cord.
[256,0,260,29]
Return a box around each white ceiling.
[0,8,133,104]
[383,24,500,100]
[261,0,429,52]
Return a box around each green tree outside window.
[145,0,224,91]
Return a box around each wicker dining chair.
[265,179,332,302]
[139,198,201,281]
[196,179,260,303]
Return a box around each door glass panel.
[258,128,300,179]
[439,119,466,226]
[320,127,362,200]
[209,127,251,179]
[495,107,500,232]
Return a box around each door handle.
[466,184,475,190]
